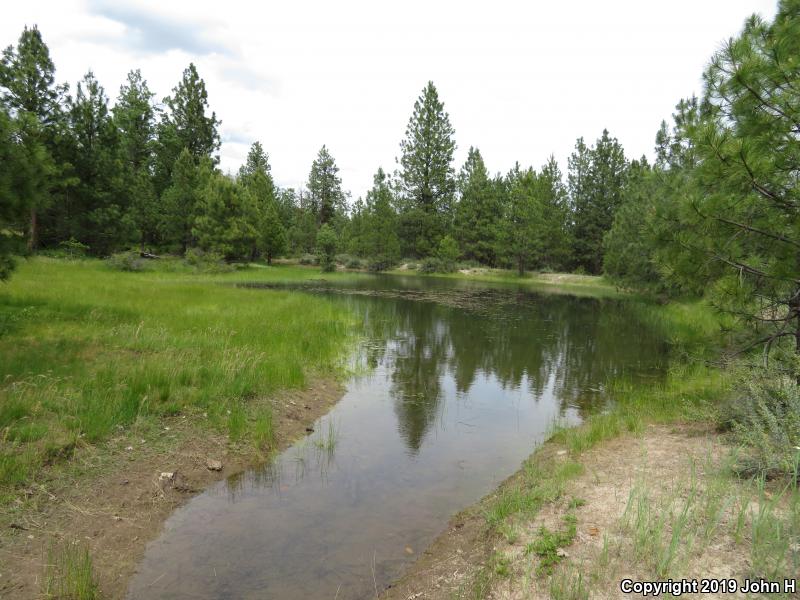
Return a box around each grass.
[525,512,578,575]
[42,542,99,600]
[0,258,364,497]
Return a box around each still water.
[127,276,669,599]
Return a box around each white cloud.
[1,0,779,199]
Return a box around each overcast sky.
[2,0,779,200]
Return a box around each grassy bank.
[384,265,622,297]
[0,258,364,497]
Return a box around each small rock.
[206,459,223,471]
[556,548,569,558]
[404,546,414,555]
[159,472,175,482]
[27,534,34,540]
[125,446,133,451]
[556,450,567,456]
[120,479,129,485]
[113,516,122,522]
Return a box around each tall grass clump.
[42,542,99,600]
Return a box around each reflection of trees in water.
[343,290,668,454]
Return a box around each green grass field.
[0,258,366,493]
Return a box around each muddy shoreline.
[0,379,344,599]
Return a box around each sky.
[1,0,779,200]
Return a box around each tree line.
[0,26,634,277]
[2,0,799,361]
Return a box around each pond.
[127,275,669,599]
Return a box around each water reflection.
[346,289,666,454]
[127,278,668,600]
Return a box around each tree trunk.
[517,256,524,277]
[267,253,272,266]
[28,208,38,252]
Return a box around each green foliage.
[0,109,27,279]
[160,149,209,252]
[113,69,157,250]
[436,234,459,271]
[360,168,401,269]
[603,158,662,289]
[67,71,130,256]
[307,145,345,226]
[569,131,627,274]
[193,171,253,260]
[665,3,800,359]
[720,363,800,481]
[0,25,64,253]
[454,147,501,265]
[183,248,234,273]
[316,223,338,272]
[106,250,146,272]
[259,201,287,264]
[155,63,220,193]
[397,81,456,257]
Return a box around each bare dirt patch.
[384,424,798,599]
[0,379,343,599]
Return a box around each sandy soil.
[383,424,793,600]
[0,379,343,599]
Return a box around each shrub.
[316,225,338,273]
[106,251,145,272]
[720,363,800,480]
[184,248,233,273]
[419,257,456,274]
[346,257,364,269]
[59,238,90,259]
[298,253,317,265]
[367,256,394,272]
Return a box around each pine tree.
[501,165,539,276]
[68,71,128,255]
[193,173,251,260]
[397,81,456,257]
[535,156,572,270]
[454,147,500,265]
[259,202,287,265]
[0,108,27,278]
[161,148,209,252]
[238,142,285,262]
[307,145,344,226]
[569,130,627,273]
[155,63,220,194]
[363,168,400,270]
[113,69,157,250]
[671,1,800,358]
[0,25,66,250]
[316,223,338,272]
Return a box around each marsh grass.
[0,258,361,494]
[41,542,98,600]
[312,418,339,453]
